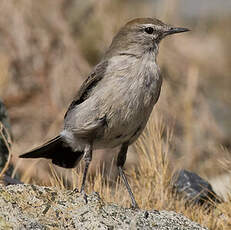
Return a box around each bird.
[20,18,189,208]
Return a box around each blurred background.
[0,0,230,197]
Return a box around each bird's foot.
[81,190,88,204]
[72,188,79,193]
[130,202,139,210]
[72,187,88,204]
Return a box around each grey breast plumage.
[62,50,162,150]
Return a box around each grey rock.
[0,100,21,183]
[0,184,208,229]
[2,175,23,186]
[0,100,11,154]
[172,169,222,206]
[0,100,13,177]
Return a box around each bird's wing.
[64,60,108,118]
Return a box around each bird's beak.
[165,27,190,36]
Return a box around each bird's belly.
[93,105,152,149]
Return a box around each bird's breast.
[94,53,162,147]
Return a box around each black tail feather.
[19,136,84,168]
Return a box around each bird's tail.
[19,135,84,168]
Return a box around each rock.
[0,100,13,177]
[2,175,23,186]
[172,169,222,206]
[0,184,207,229]
[0,100,11,152]
[0,100,21,184]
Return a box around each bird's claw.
[130,203,139,210]
[72,188,79,193]
[81,190,88,204]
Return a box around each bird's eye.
[144,27,154,34]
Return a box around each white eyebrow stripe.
[143,24,163,30]
[143,24,154,27]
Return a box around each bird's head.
[106,18,189,57]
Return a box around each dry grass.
[0,0,231,229]
[17,114,231,229]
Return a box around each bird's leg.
[117,142,138,208]
[80,143,92,203]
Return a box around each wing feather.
[64,60,108,118]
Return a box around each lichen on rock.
[0,184,208,229]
